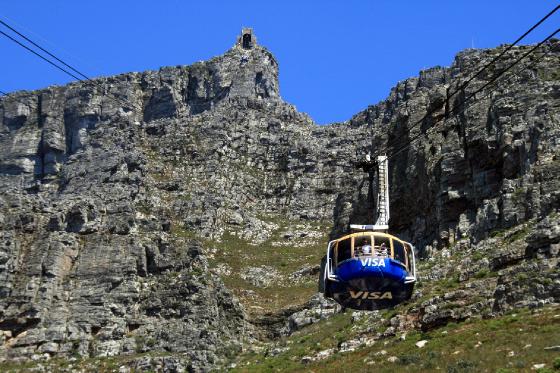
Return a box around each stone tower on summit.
[237,27,257,49]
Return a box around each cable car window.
[393,239,406,264]
[355,235,373,257]
[337,238,352,263]
[329,242,336,258]
[406,243,414,272]
[329,241,337,268]
[374,236,390,257]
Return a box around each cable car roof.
[333,231,407,244]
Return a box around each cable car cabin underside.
[323,231,417,310]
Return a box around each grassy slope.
[232,306,560,373]
[3,307,557,372]
[204,218,328,316]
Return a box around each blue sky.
[1,1,558,124]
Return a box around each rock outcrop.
[0,29,559,371]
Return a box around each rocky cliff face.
[0,31,559,371]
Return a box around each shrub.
[447,359,477,373]
[474,269,490,279]
[398,353,421,365]
[553,356,560,370]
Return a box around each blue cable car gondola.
[322,155,417,310]
[323,229,416,310]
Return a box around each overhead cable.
[371,4,560,159]
[0,21,143,114]
[387,29,559,161]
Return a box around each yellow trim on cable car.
[333,231,404,244]
[331,231,412,271]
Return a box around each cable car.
[322,155,417,310]
[323,228,416,310]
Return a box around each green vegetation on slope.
[232,306,560,373]
[205,217,329,316]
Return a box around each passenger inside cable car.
[355,237,372,257]
[353,235,392,258]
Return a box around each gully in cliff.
[322,155,417,310]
